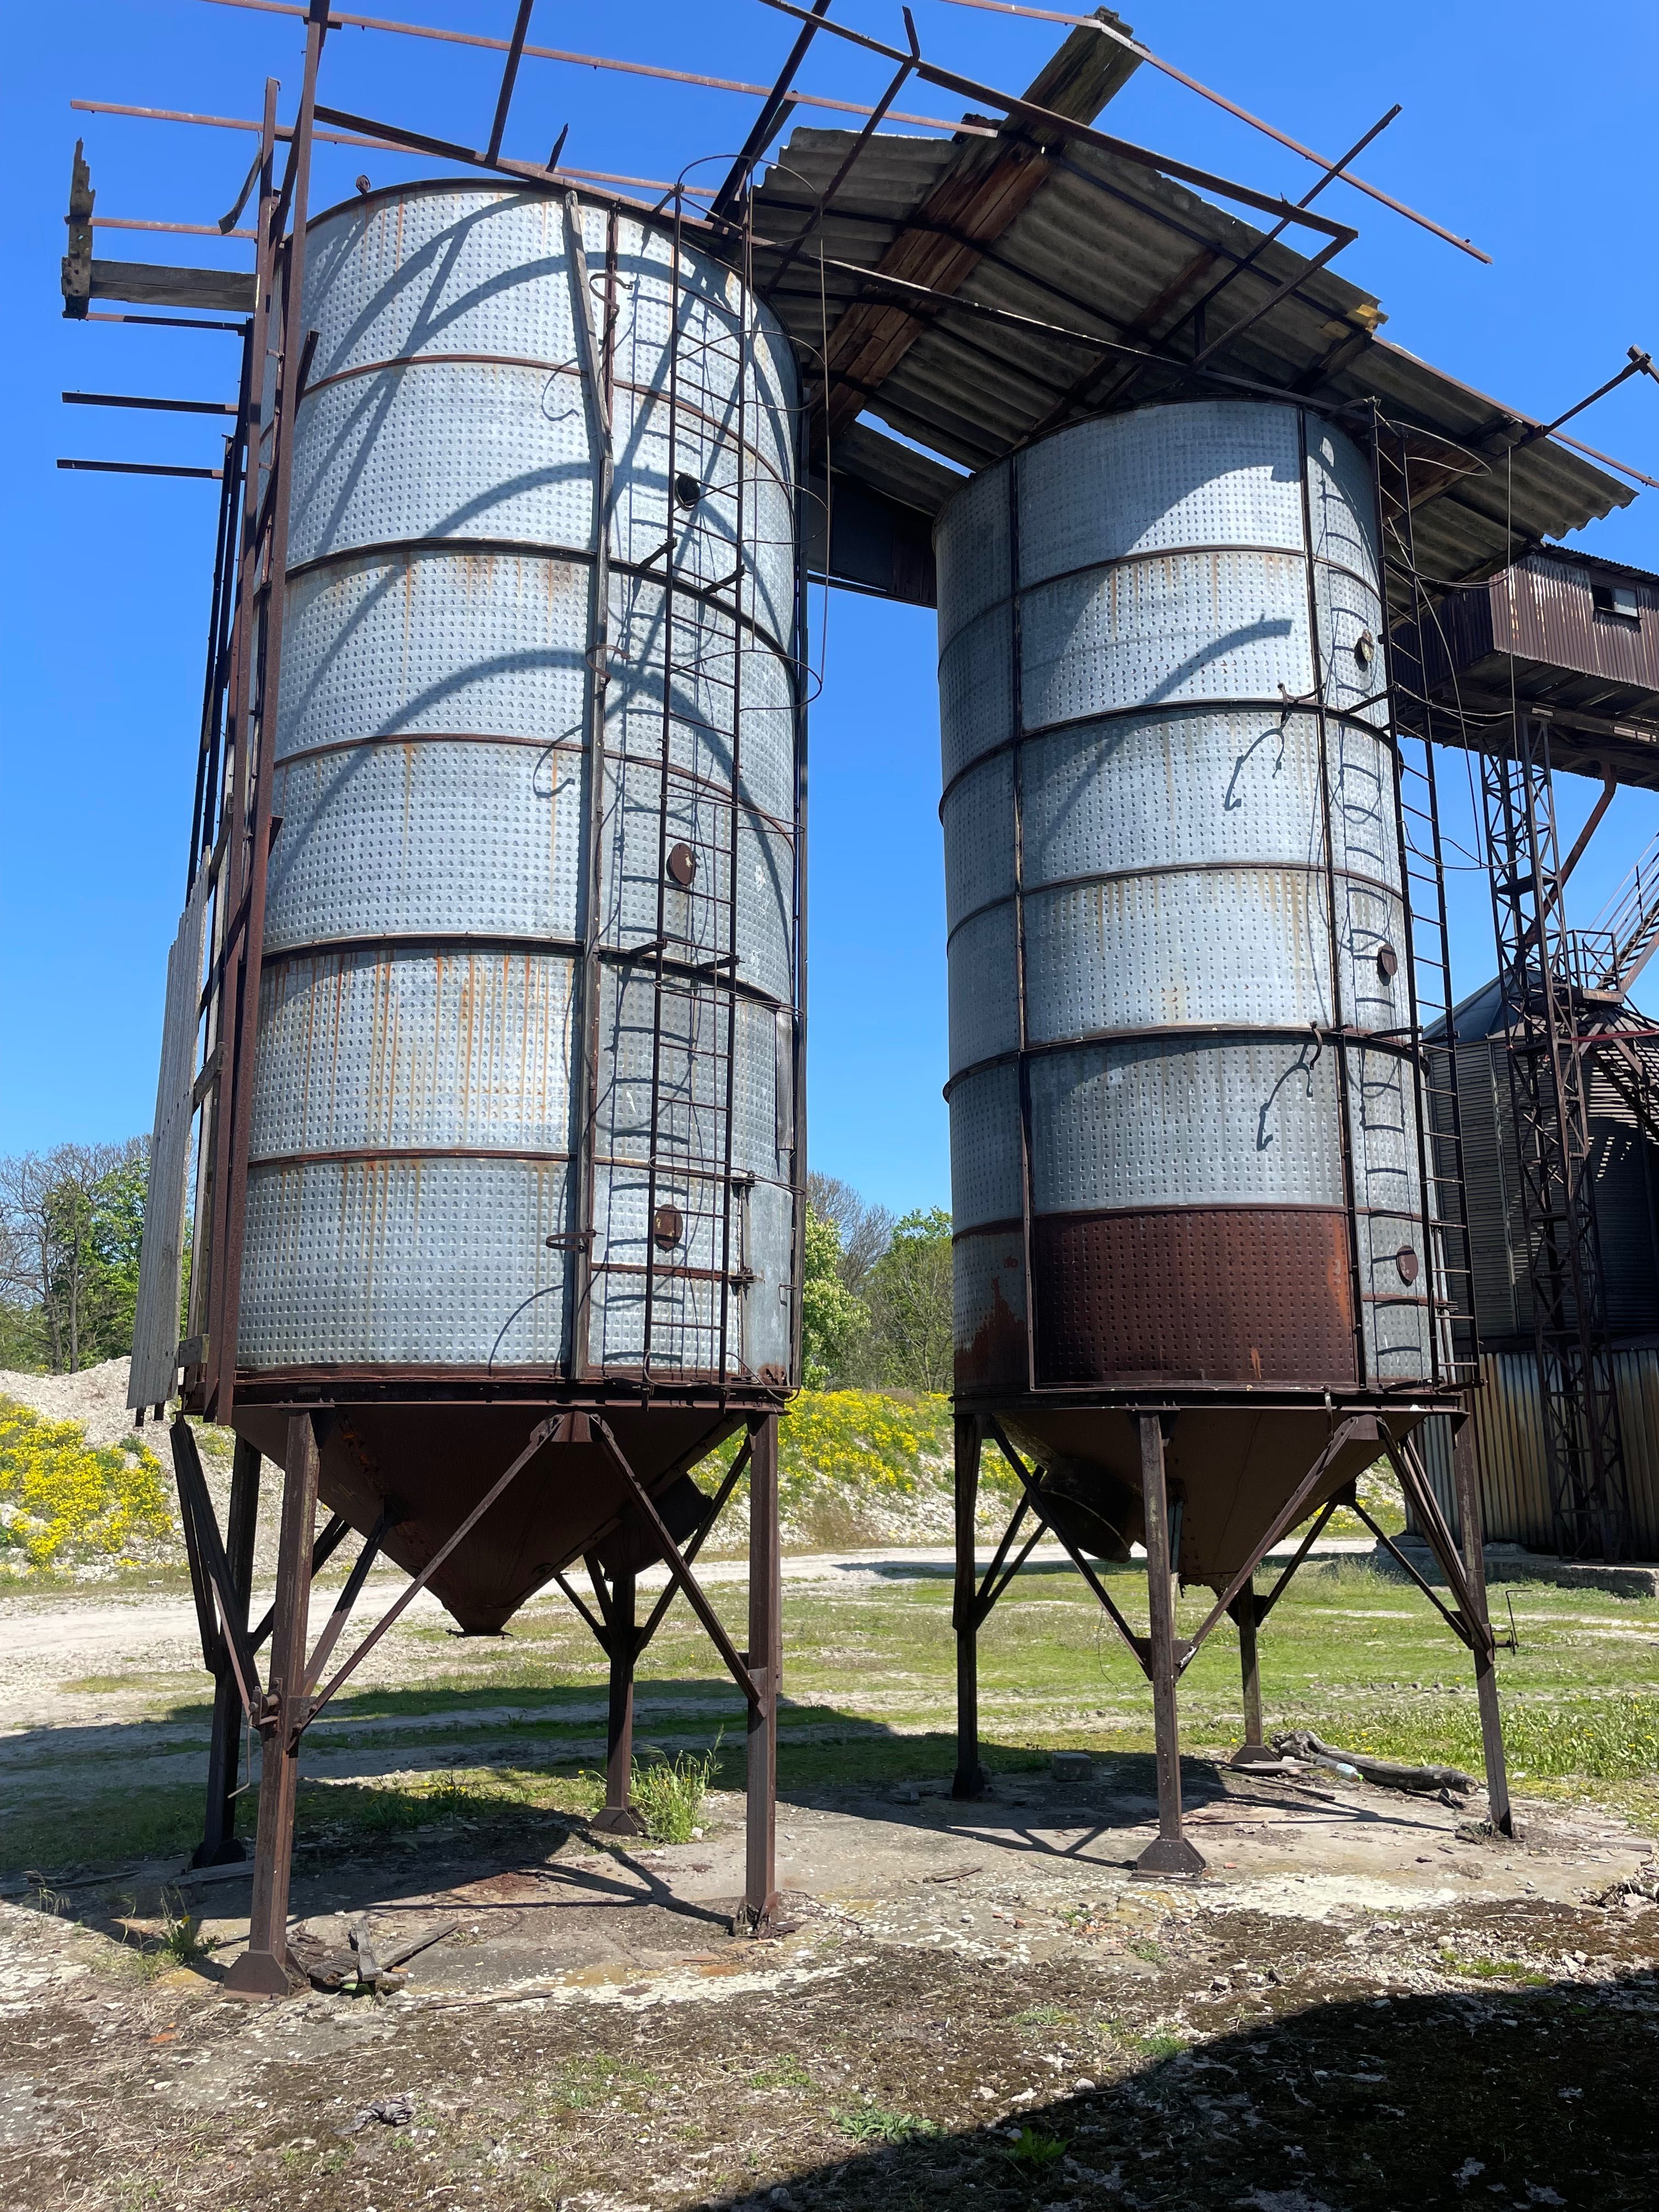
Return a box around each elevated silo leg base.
[1134,1415,1206,1881]
[1450,1421,1514,1838]
[742,1413,781,1932]
[952,1415,991,1800]
[226,1413,321,1999]
[592,1567,645,1837]
[1227,1584,1280,1768]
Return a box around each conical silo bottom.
[991,1403,1426,1589]
[232,1403,750,1633]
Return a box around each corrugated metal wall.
[1417,1347,1659,1556]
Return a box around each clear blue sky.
[3,1,1657,1213]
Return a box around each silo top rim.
[927,393,1347,541]
[305,173,699,245]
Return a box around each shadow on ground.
[694,1967,1658,2211]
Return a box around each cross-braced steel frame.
[951,1407,1513,1875]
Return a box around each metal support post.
[743,1412,781,1930]
[1451,1416,1514,1836]
[1228,1582,1277,1768]
[225,1412,319,1997]
[952,1413,989,1799]
[1135,1415,1205,1879]
[592,1568,644,1836]
[194,1436,261,1865]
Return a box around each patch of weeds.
[1136,2032,1184,2059]
[1129,1938,1166,1963]
[1011,2004,1075,2028]
[837,2102,940,2145]
[156,1895,213,1967]
[1000,2125,1068,2170]
[627,1739,721,1843]
[748,2055,812,2091]
[548,2052,657,2112]
[1438,1949,1549,1985]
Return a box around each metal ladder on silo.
[1374,422,1478,1394]
[633,200,755,1383]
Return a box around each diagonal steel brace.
[984,1418,1156,1677]
[590,1417,764,1713]
[170,1418,262,1714]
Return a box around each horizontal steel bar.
[63,390,238,415]
[57,457,221,478]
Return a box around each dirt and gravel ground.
[3,1741,1657,2209]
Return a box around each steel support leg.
[1228,1582,1278,1768]
[1452,1416,1514,1836]
[194,1436,261,1865]
[592,1568,644,1837]
[743,1412,780,1931]
[1135,1415,1205,1880]
[225,1412,319,1997]
[952,1414,989,1799]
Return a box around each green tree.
[866,1206,954,1393]
[800,1204,868,1388]
[0,1139,149,1373]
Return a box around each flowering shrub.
[703,1390,1019,1549]
[0,1395,173,1568]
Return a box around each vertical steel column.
[744,1411,781,1929]
[952,1413,986,1799]
[1451,1418,1514,1836]
[1135,1415,1205,1879]
[594,1568,643,1836]
[193,1437,261,1866]
[227,1412,319,1996]
[1228,1583,1277,1768]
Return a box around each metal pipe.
[189,0,990,135]
[484,0,535,165]
[1451,1416,1514,1836]
[193,1436,261,1866]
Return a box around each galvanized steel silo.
[939,399,1443,1581]
[227,184,802,1628]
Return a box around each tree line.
[0,1139,151,1374]
[0,1143,953,1392]
[802,1173,953,1394]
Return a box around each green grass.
[1438,1950,1550,1985]
[1001,2125,1068,2169]
[836,2103,940,2144]
[9,1555,1659,1876]
[624,1740,721,1842]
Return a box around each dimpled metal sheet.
[1016,399,1306,589]
[252,947,577,1160]
[949,1063,1025,1232]
[935,400,1431,1392]
[241,187,798,1377]
[1029,1037,1346,1214]
[239,1154,572,1369]
[1020,549,1315,732]
[264,738,586,952]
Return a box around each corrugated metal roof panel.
[753,121,1636,597]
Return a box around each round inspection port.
[1354,628,1375,668]
[652,1204,684,1249]
[1395,1245,1420,1285]
[667,842,698,888]
[1376,941,1399,981]
[674,472,702,510]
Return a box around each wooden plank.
[129,871,210,1411]
[813,16,1141,442]
[89,259,256,313]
